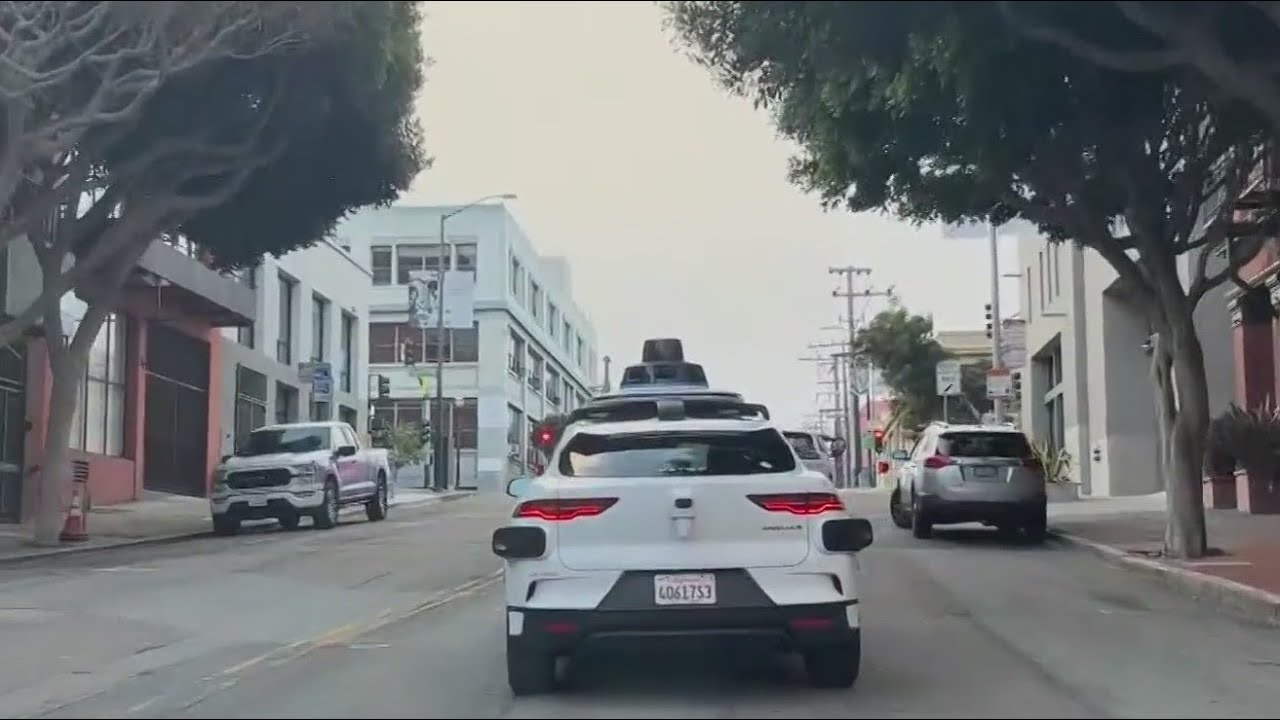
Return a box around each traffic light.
[376,374,390,398]
[402,340,418,365]
[872,428,885,453]
[984,303,994,339]
[419,421,432,446]
[1012,371,1023,401]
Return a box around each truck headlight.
[291,463,320,484]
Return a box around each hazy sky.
[405,1,1021,428]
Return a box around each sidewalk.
[1050,492,1280,626]
[0,487,472,564]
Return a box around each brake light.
[514,498,617,521]
[923,454,952,469]
[748,492,844,515]
[877,460,890,475]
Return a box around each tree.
[9,0,426,544]
[853,306,991,429]
[666,1,1272,557]
[995,2,1280,136]
[384,422,428,475]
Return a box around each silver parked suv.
[888,422,1047,541]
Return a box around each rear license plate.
[971,466,997,479]
[654,573,717,606]
[248,496,268,507]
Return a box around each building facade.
[216,237,371,459]
[333,203,600,493]
[2,236,256,521]
[1016,232,1235,497]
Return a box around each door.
[551,426,817,572]
[334,425,368,499]
[144,325,209,497]
[0,345,25,522]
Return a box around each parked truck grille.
[226,469,292,489]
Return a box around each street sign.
[299,361,333,401]
[986,368,1012,399]
[935,360,962,396]
[850,354,872,395]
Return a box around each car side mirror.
[828,438,847,457]
[506,476,532,499]
[335,445,357,458]
[891,449,910,461]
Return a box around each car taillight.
[877,460,890,475]
[514,498,617,521]
[748,492,844,515]
[923,454,952,469]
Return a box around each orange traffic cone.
[60,482,89,543]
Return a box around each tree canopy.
[853,306,991,428]
[665,0,1261,557]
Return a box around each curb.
[1051,529,1280,628]
[0,491,476,567]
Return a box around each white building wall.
[217,238,371,457]
[334,204,601,493]
[1017,230,1234,498]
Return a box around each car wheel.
[506,642,557,696]
[910,494,933,539]
[804,639,861,688]
[278,514,301,531]
[314,479,339,530]
[889,488,911,529]
[1023,508,1048,543]
[365,474,389,522]
[212,514,240,536]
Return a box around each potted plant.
[1030,440,1077,502]
[1208,402,1280,514]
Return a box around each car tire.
[804,639,861,688]
[365,474,389,522]
[212,514,240,536]
[1023,508,1048,543]
[889,488,911,529]
[506,642,557,696]
[314,478,339,530]
[910,494,933,539]
[278,514,301,531]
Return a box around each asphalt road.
[3,491,1280,718]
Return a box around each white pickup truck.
[210,421,393,535]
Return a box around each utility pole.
[802,347,848,487]
[988,222,1006,423]
[830,267,897,485]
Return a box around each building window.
[339,405,358,431]
[397,244,449,285]
[70,313,128,456]
[430,397,478,450]
[510,256,523,300]
[372,397,423,430]
[530,282,544,321]
[455,242,477,272]
[548,304,560,338]
[563,320,573,352]
[369,323,399,364]
[236,265,258,348]
[371,245,392,285]
[340,312,355,393]
[547,368,562,406]
[576,336,584,367]
[234,365,268,449]
[509,330,526,377]
[368,322,475,364]
[452,323,479,362]
[275,382,298,424]
[311,294,328,361]
[277,273,295,365]
[527,350,544,393]
[507,404,523,446]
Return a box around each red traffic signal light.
[531,423,558,450]
[872,428,885,453]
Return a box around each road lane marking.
[214,569,502,678]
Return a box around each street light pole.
[432,193,517,490]
[988,222,1006,423]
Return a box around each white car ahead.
[492,397,873,696]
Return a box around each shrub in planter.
[1209,402,1280,488]
[1029,440,1072,485]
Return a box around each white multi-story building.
[218,238,372,457]
[1016,233,1234,497]
[334,203,600,493]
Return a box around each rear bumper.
[507,601,859,655]
[919,494,1045,524]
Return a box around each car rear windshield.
[937,432,1031,458]
[559,429,797,477]
[782,431,822,460]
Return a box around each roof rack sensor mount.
[567,397,770,426]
